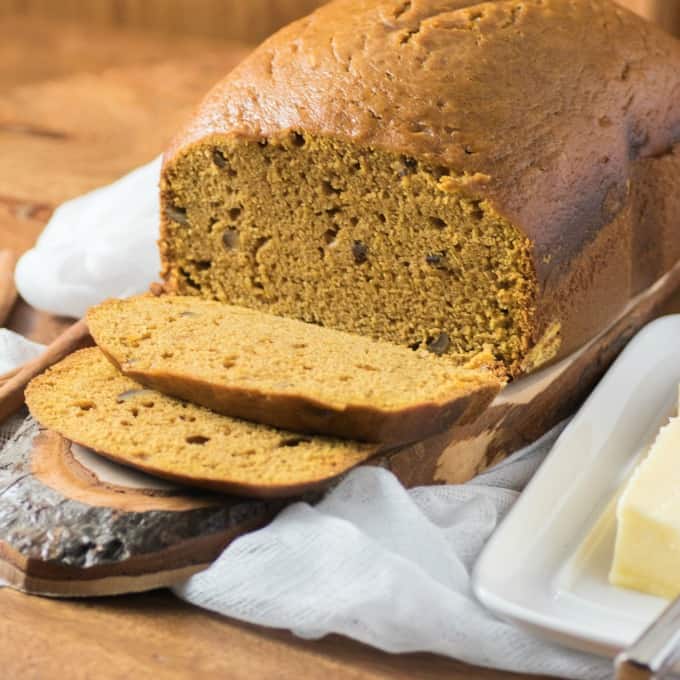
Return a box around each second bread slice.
[25,348,379,498]
[88,296,501,444]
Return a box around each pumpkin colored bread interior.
[87,295,501,443]
[25,348,379,498]
[162,136,535,375]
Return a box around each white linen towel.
[7,160,612,679]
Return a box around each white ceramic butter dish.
[473,315,680,657]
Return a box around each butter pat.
[610,416,680,599]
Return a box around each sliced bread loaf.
[86,295,501,444]
[25,348,379,498]
[160,0,680,376]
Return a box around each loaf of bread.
[159,0,680,377]
[87,295,500,443]
[25,348,380,498]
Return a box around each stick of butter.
[610,414,680,599]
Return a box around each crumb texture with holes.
[25,348,379,498]
[87,295,500,443]
[160,0,680,376]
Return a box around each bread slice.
[87,295,501,444]
[25,348,379,498]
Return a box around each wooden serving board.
[0,415,276,597]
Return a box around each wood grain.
[1,0,325,44]
[0,14,250,90]
[0,586,549,680]
[0,56,247,207]
[3,1,679,44]
[0,421,274,596]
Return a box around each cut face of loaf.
[25,348,379,498]
[160,0,680,377]
[162,137,535,375]
[87,295,501,444]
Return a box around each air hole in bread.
[291,131,305,147]
[356,364,379,371]
[323,228,338,246]
[279,437,311,447]
[426,251,446,267]
[166,204,188,225]
[186,435,210,445]
[426,333,451,355]
[400,155,418,174]
[212,148,227,167]
[470,201,484,220]
[179,268,200,290]
[322,180,342,196]
[352,240,368,264]
[222,229,240,251]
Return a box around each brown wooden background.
[2,0,679,43]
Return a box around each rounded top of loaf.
[166,0,680,254]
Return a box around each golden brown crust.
[163,0,680,367]
[25,348,381,499]
[114,364,499,446]
[87,295,501,445]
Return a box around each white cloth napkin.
[0,329,44,374]
[15,156,162,318]
[7,162,612,679]
[173,434,610,680]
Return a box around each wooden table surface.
[0,14,557,680]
